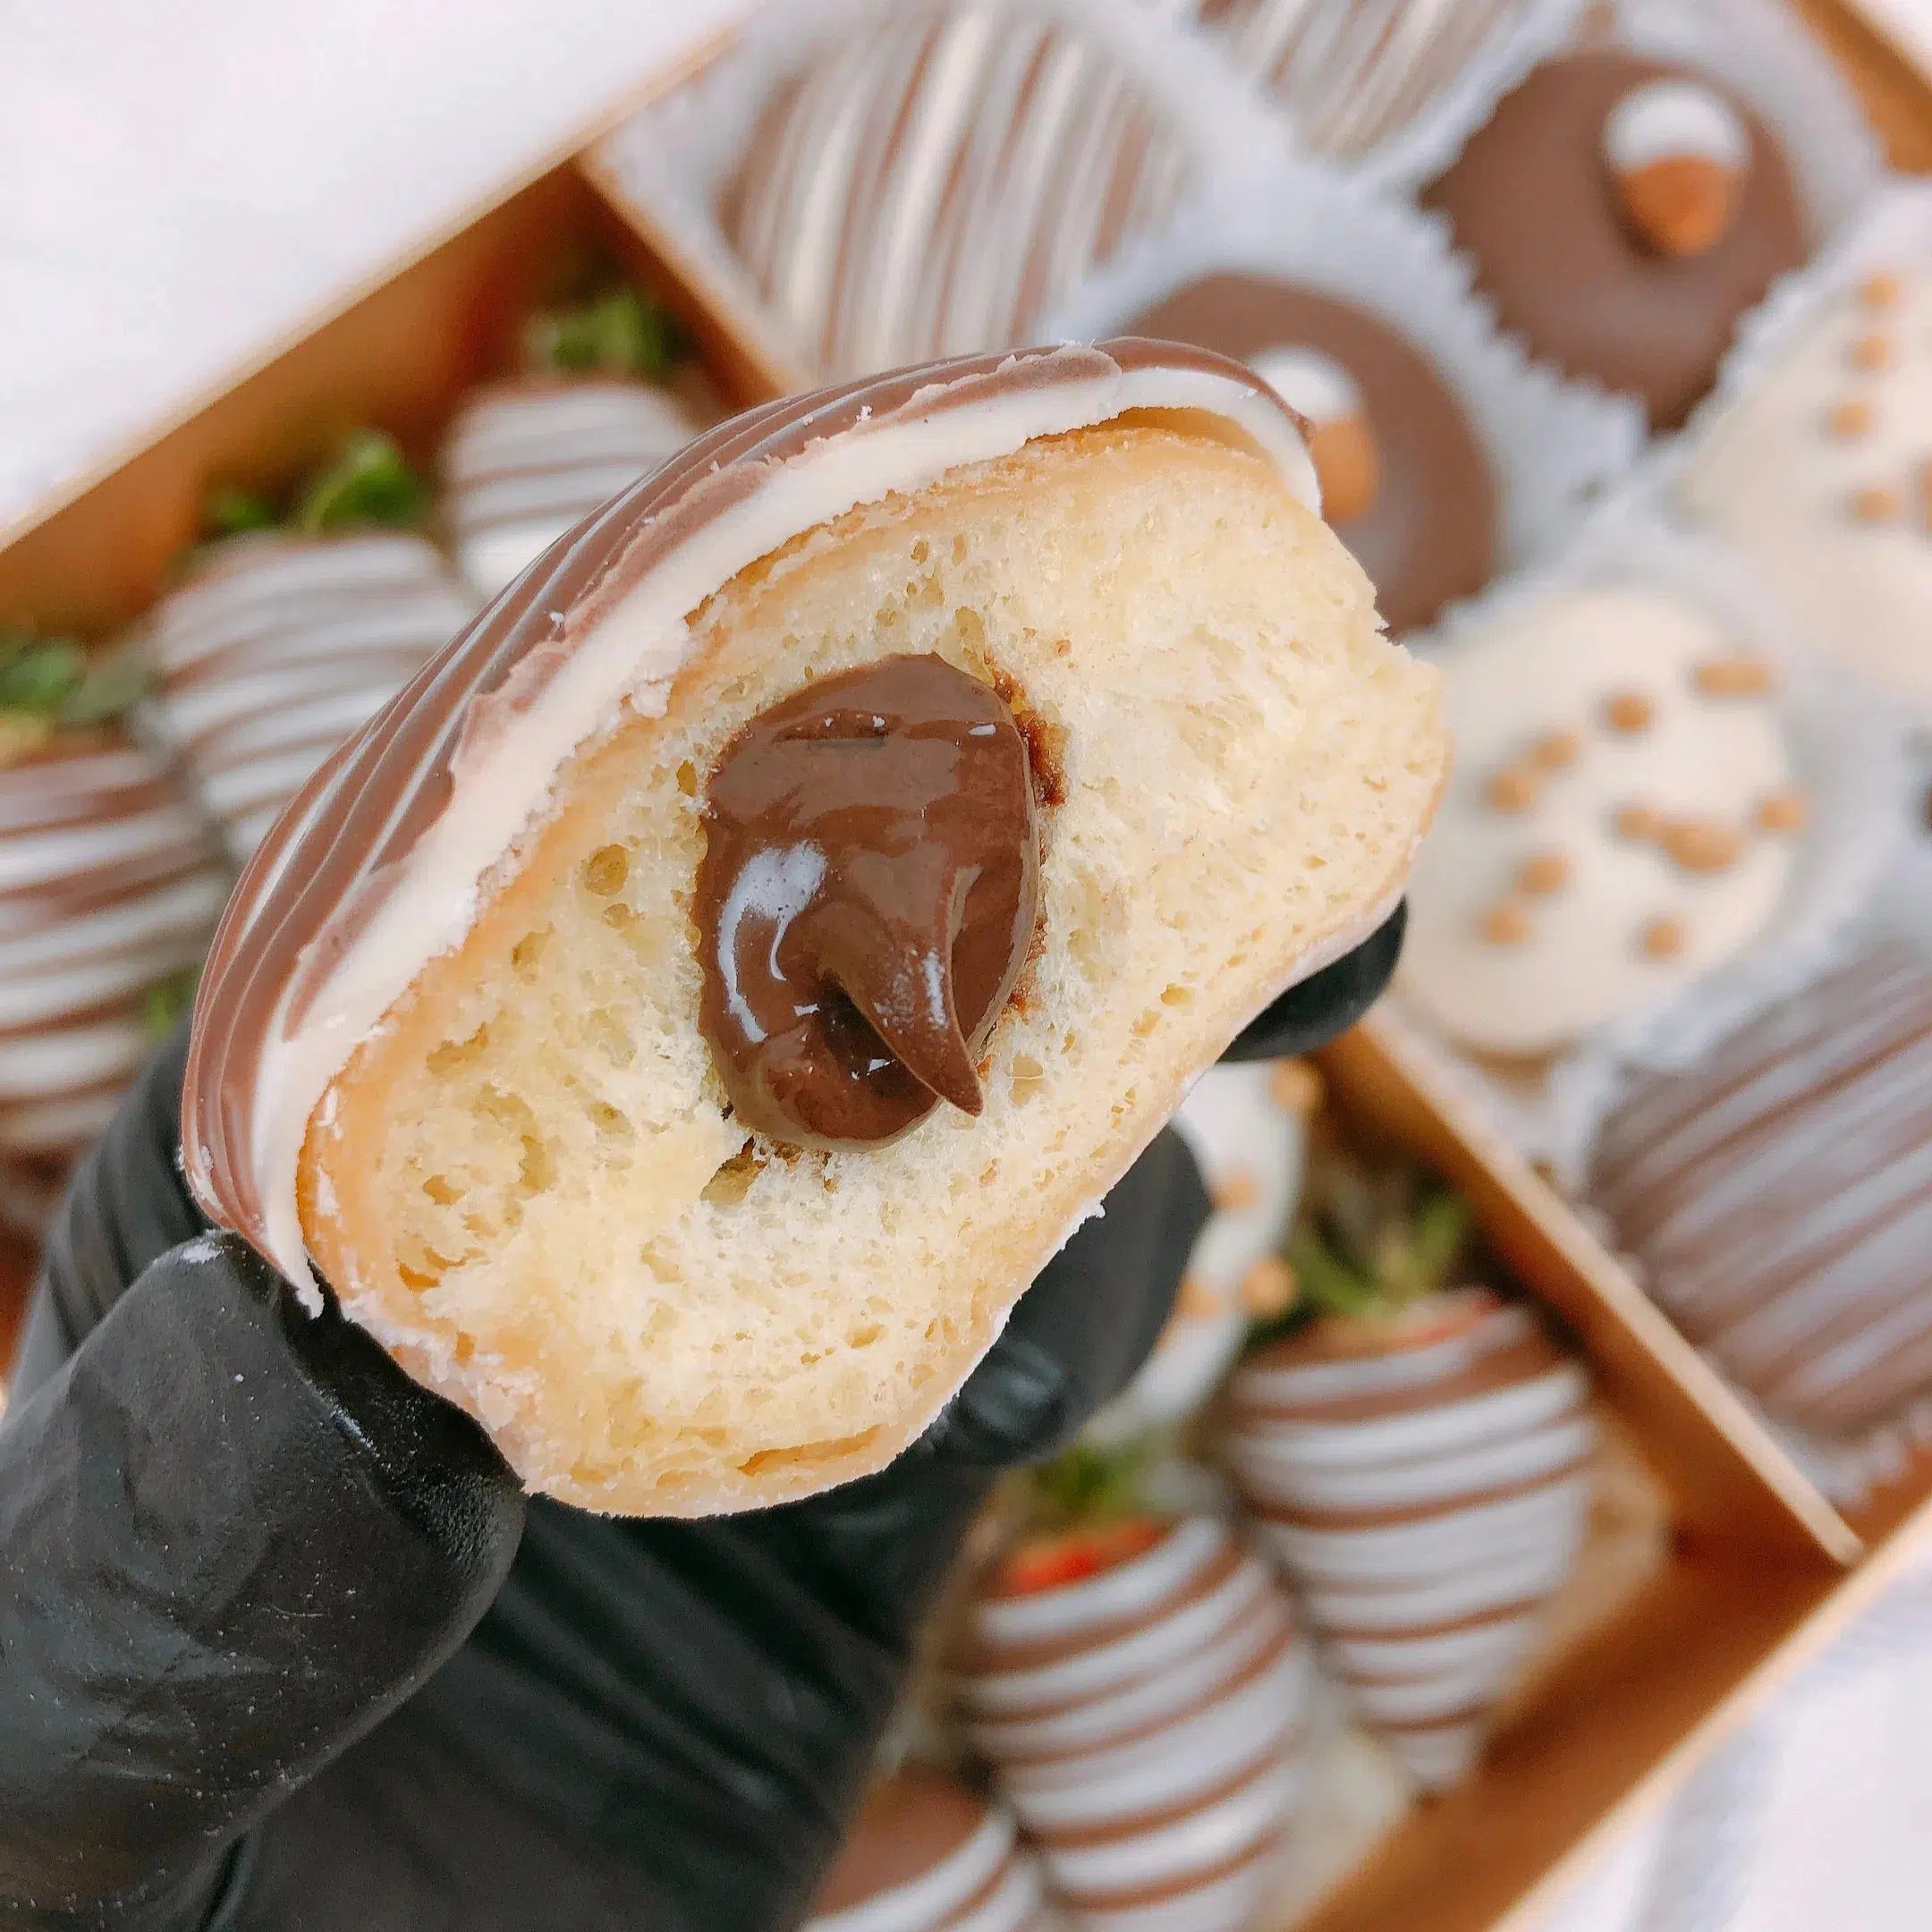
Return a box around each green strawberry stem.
[1281,1140,1473,1327]
[141,966,202,1042]
[524,285,685,381]
[1027,1439,1154,1536]
[0,631,149,732]
[292,430,428,534]
[201,429,428,545]
[205,484,279,538]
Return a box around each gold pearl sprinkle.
[1602,690,1655,734]
[1849,332,1894,371]
[1828,398,1875,439]
[1662,818,1743,874]
[1615,802,1664,843]
[1692,653,1775,698]
[1240,1256,1298,1320]
[1487,766,1539,813]
[1860,269,1902,309]
[1174,1274,1225,1321]
[1640,915,1687,960]
[1268,1059,1324,1116]
[1852,483,1901,523]
[1530,728,1581,770]
[1756,788,1809,835]
[1516,852,1572,896]
[1212,1171,1260,1213]
[1479,902,1532,946]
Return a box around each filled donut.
[182,342,1445,1515]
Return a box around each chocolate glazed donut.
[1125,275,1497,634]
[1425,50,1806,430]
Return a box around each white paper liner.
[1046,165,1645,596]
[1390,501,1911,1178]
[592,0,1284,389]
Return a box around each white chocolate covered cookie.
[1681,261,1932,704]
[1398,584,1801,1056]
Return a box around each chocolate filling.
[695,653,1039,1150]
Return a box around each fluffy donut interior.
[299,424,1446,1513]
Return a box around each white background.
[3,2,1931,1928]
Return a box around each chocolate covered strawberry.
[953,1496,1310,1931]
[803,1768,1046,1932]
[1220,1145,1594,1790]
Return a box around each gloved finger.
[927,1122,1211,1468]
[0,1231,525,1926]
[1222,900,1406,1063]
[522,1124,1206,1930]
[11,1020,202,1402]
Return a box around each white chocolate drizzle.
[955,1517,1309,1928]
[441,381,708,597]
[1222,1291,1594,1789]
[144,531,477,861]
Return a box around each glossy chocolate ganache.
[696,654,1039,1149]
[178,340,1318,1294]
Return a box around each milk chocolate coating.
[1424,50,1806,431]
[1124,275,1496,633]
[696,654,1038,1149]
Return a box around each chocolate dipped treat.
[954,1512,1311,1930]
[1182,0,1532,161]
[1125,274,1497,632]
[804,1771,1046,1932]
[178,342,1446,1516]
[1085,1057,1315,1446]
[722,1,1196,379]
[1590,944,1932,1445]
[1680,258,1932,704]
[1426,50,1806,428]
[1397,583,1802,1057]
[1219,1148,1594,1789]
[0,641,227,1216]
[441,381,706,598]
[144,531,476,860]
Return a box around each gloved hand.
[0,910,1401,1932]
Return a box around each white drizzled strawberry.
[0,641,228,1218]
[440,379,704,598]
[803,1768,1046,1932]
[1218,1148,1593,1789]
[142,530,476,862]
[953,1513,1310,1930]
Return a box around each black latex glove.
[0,908,1399,1932]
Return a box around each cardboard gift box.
[4,5,1931,1928]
